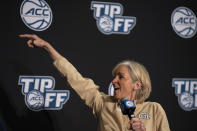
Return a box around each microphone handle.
[128,113,135,120]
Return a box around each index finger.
[19,34,37,39]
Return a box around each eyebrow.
[115,72,125,76]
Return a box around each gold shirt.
[53,56,170,131]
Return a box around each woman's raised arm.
[19,34,62,61]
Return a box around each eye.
[119,74,124,79]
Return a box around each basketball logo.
[171,7,197,38]
[172,78,197,111]
[98,15,114,34]
[26,90,44,111]
[91,1,136,35]
[179,92,194,111]
[20,0,53,31]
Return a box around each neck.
[130,90,136,100]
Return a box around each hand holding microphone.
[128,118,146,131]
[120,97,146,131]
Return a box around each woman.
[19,34,170,131]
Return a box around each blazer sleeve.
[53,56,104,116]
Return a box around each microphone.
[120,97,136,119]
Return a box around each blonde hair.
[112,60,151,104]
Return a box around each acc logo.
[172,78,197,111]
[91,1,136,35]
[18,76,69,111]
[20,0,53,31]
[171,7,197,38]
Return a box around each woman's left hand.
[128,117,146,131]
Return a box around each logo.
[171,7,197,38]
[125,100,134,107]
[20,0,53,31]
[26,90,44,110]
[138,112,150,120]
[91,1,136,35]
[18,76,69,111]
[172,78,197,111]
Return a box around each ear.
[134,81,142,90]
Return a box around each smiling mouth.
[114,88,120,91]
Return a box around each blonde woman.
[19,34,170,131]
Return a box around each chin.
[113,94,120,100]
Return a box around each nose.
[112,76,119,84]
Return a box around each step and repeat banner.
[0,0,197,131]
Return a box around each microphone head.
[120,97,136,117]
[123,100,136,109]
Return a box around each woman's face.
[112,65,136,100]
